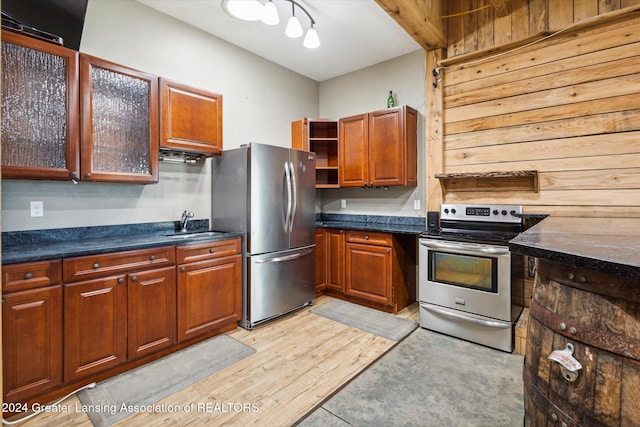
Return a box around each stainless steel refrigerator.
[211,142,316,329]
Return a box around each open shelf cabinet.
[292,118,339,188]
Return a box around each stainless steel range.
[418,204,525,352]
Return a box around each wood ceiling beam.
[374,0,447,51]
[488,0,510,17]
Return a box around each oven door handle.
[421,303,511,329]
[420,241,509,255]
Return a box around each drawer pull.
[93,263,100,269]
[365,235,369,240]
[209,248,215,253]
[150,255,156,261]
[24,272,33,280]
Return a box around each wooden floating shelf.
[435,170,539,193]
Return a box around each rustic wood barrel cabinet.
[510,217,640,426]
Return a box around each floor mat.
[77,334,255,427]
[309,299,417,341]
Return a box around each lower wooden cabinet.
[2,285,63,403]
[319,228,415,313]
[326,229,345,293]
[177,238,242,342]
[345,241,393,306]
[315,228,327,294]
[62,246,176,382]
[2,237,243,406]
[64,275,127,382]
[127,266,177,359]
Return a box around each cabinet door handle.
[131,275,138,282]
[118,277,124,284]
[85,173,91,179]
[93,263,100,269]
[24,272,33,280]
[209,248,215,253]
[150,255,156,261]
[180,266,186,272]
[365,235,369,240]
[386,249,390,253]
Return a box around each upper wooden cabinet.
[339,105,417,188]
[1,30,80,180]
[292,118,339,188]
[338,113,368,187]
[160,78,223,156]
[80,54,159,183]
[1,31,159,183]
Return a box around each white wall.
[1,0,319,232]
[318,50,426,218]
[1,1,426,232]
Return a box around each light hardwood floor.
[15,296,418,427]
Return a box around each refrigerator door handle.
[289,161,297,233]
[284,162,293,232]
[254,248,314,264]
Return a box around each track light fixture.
[223,0,320,49]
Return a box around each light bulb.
[261,0,279,25]
[303,27,320,48]
[285,15,303,38]
[223,0,264,22]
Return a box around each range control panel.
[440,204,523,223]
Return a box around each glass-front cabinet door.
[79,54,159,183]
[1,32,159,183]
[1,30,80,180]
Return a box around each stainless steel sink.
[165,231,226,239]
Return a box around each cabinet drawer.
[346,230,391,246]
[176,238,241,264]
[2,260,62,293]
[63,246,175,282]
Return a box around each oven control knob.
[444,208,449,214]
[493,209,499,215]
[451,208,456,214]
[510,210,517,216]
[501,210,507,215]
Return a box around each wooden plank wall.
[432,6,640,217]
[445,0,640,57]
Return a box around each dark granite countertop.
[2,220,242,265]
[509,216,640,280]
[315,214,425,235]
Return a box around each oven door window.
[429,251,498,293]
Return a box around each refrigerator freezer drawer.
[244,244,316,329]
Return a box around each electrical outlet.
[30,201,44,217]
[414,199,421,210]
[341,199,347,209]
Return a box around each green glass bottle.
[387,90,395,108]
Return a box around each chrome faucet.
[180,210,194,232]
